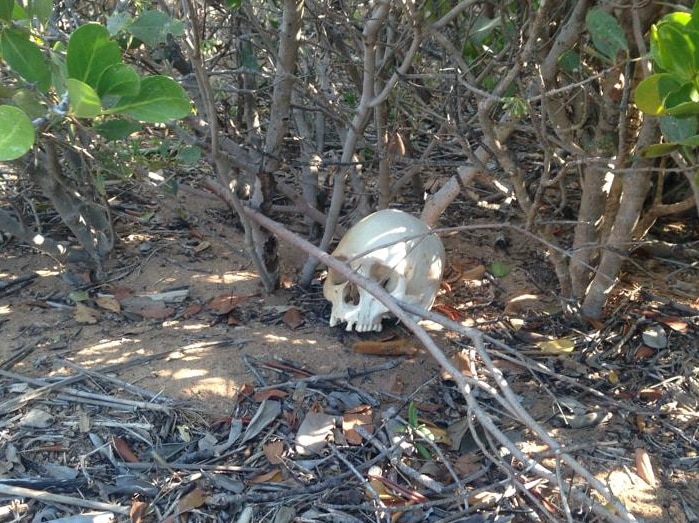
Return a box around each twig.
[0,484,129,515]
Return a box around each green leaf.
[67,23,123,89]
[106,12,132,36]
[97,63,140,98]
[28,0,53,26]
[0,0,14,21]
[0,28,51,91]
[659,115,698,142]
[94,118,141,141]
[558,50,580,73]
[67,78,102,118]
[0,105,34,160]
[638,143,680,158]
[664,100,699,117]
[408,402,419,427]
[677,134,699,146]
[585,9,628,62]
[225,0,242,8]
[239,39,259,71]
[107,75,190,122]
[12,89,45,119]
[128,10,184,47]
[634,74,682,115]
[176,145,201,165]
[488,261,510,278]
[652,22,698,80]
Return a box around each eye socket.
[370,264,399,293]
[327,268,348,286]
[327,256,349,286]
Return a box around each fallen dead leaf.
[263,440,285,465]
[635,447,657,487]
[295,411,336,455]
[461,264,486,281]
[193,240,211,253]
[181,302,202,318]
[120,296,174,319]
[178,486,207,513]
[353,339,417,357]
[454,453,482,476]
[250,469,283,484]
[112,437,138,462]
[111,287,133,300]
[206,294,250,315]
[634,345,656,360]
[282,307,304,329]
[253,389,288,402]
[442,351,473,380]
[95,295,121,313]
[130,500,148,523]
[656,315,689,333]
[535,337,575,354]
[491,359,527,375]
[342,405,374,445]
[241,400,281,444]
[74,303,100,324]
[638,388,663,402]
[431,302,464,321]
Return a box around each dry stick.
[0,340,247,416]
[298,0,391,287]
[240,206,636,523]
[0,369,172,413]
[58,359,171,401]
[0,484,129,515]
[254,359,401,392]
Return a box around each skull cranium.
[323,209,445,332]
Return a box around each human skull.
[323,209,445,332]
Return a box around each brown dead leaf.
[178,486,207,513]
[136,305,174,319]
[491,359,527,375]
[112,437,138,462]
[253,389,288,402]
[353,339,417,357]
[239,383,255,398]
[387,131,406,157]
[638,389,663,402]
[461,264,487,281]
[634,346,655,360]
[206,294,250,315]
[181,302,202,318]
[431,302,465,321]
[193,241,211,253]
[95,296,121,313]
[384,372,404,395]
[282,307,304,329]
[368,474,429,503]
[454,453,482,476]
[74,303,100,324]
[130,500,148,523]
[442,351,473,380]
[111,287,133,300]
[658,316,689,332]
[250,469,283,484]
[629,413,647,432]
[342,405,374,445]
[120,296,174,319]
[635,448,657,487]
[263,440,285,465]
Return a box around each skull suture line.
[323,209,445,332]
